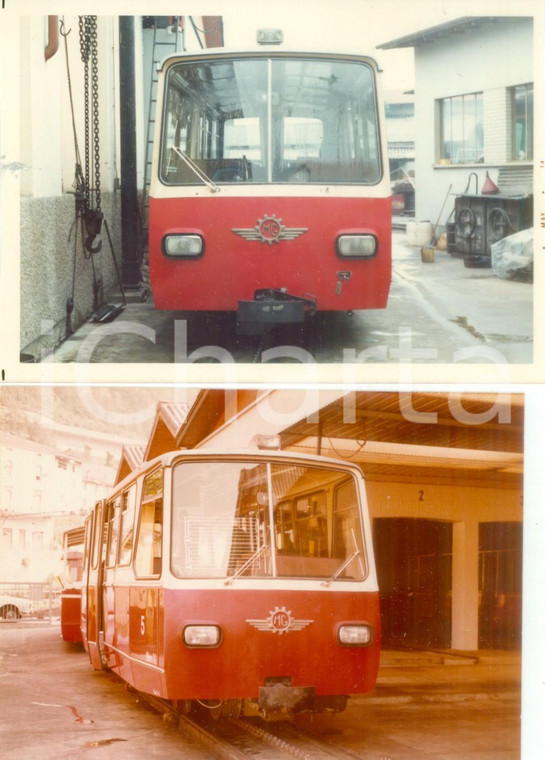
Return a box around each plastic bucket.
[406,221,417,246]
[415,221,433,246]
[421,246,435,263]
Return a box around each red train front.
[81,450,380,719]
[149,44,392,332]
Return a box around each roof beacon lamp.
[257,28,284,45]
[252,434,282,450]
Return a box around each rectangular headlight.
[183,625,221,648]
[338,624,373,646]
[337,235,377,258]
[163,234,204,258]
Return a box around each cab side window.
[106,496,121,568]
[118,485,137,566]
[134,469,163,578]
[91,502,103,570]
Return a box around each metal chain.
[79,16,90,209]
[78,15,102,255]
[89,17,101,214]
[78,16,101,214]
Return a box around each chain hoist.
[78,15,103,255]
[61,15,125,326]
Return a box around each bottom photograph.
[0,386,523,759]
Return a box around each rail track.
[179,714,366,760]
[136,689,364,759]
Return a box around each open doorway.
[374,518,452,649]
[479,522,522,649]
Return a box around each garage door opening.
[374,518,452,649]
[479,521,522,649]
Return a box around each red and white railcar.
[148,37,391,332]
[80,448,380,718]
[60,526,85,643]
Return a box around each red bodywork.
[149,195,391,312]
[60,588,83,643]
[99,586,380,702]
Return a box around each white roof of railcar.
[157,46,382,72]
[111,447,365,495]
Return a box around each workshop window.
[2,528,13,548]
[511,83,533,160]
[438,92,483,164]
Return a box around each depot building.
[121,389,523,653]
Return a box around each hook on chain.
[83,208,103,254]
[60,17,71,38]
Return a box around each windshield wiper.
[169,145,219,193]
[321,547,361,587]
[224,544,269,586]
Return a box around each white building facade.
[379,17,535,231]
[0,424,128,583]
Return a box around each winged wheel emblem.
[233,214,308,245]
[246,606,313,635]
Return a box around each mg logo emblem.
[232,214,308,245]
[246,606,313,635]
[259,215,283,242]
[271,608,291,632]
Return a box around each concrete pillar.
[451,520,479,650]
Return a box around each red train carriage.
[60,526,85,643]
[60,588,83,643]
[80,449,380,719]
[149,39,392,333]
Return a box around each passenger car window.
[134,470,163,577]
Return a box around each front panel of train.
[159,453,380,718]
[149,51,391,329]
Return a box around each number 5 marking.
[140,615,145,636]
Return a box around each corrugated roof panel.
[157,401,191,437]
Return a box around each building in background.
[378,16,534,236]
[0,424,141,583]
[384,90,415,217]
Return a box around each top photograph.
[2,2,541,371]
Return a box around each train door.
[103,494,122,665]
[85,500,108,669]
[115,483,138,661]
[129,468,164,693]
[80,514,93,648]
[374,518,452,649]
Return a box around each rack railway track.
[137,690,364,759]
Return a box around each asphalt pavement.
[0,622,526,760]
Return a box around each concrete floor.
[0,623,526,760]
[46,231,532,366]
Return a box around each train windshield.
[160,56,381,185]
[170,459,367,581]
